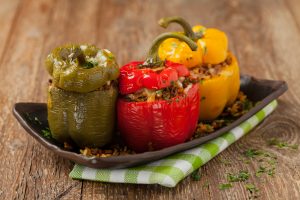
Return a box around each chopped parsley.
[191,169,201,181]
[245,183,259,198]
[255,165,276,177]
[243,149,263,158]
[219,183,232,190]
[242,99,253,111]
[268,138,299,150]
[82,60,98,69]
[25,113,52,139]
[41,128,52,139]
[255,166,267,177]
[227,170,249,182]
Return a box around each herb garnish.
[245,183,259,198]
[219,183,232,190]
[255,165,276,177]
[82,60,98,69]
[243,149,263,158]
[191,168,201,181]
[268,138,299,150]
[227,170,249,182]
[41,128,52,139]
[25,113,52,139]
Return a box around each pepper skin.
[118,84,199,152]
[158,17,228,67]
[199,52,240,120]
[157,17,240,120]
[118,32,200,152]
[46,44,119,93]
[46,44,119,147]
[48,85,118,148]
[119,60,190,95]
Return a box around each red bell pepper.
[117,32,200,152]
[119,60,190,95]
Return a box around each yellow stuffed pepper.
[158,16,240,120]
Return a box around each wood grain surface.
[0,0,299,199]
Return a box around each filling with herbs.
[190,54,233,80]
[47,45,114,70]
[122,76,196,102]
[192,91,254,138]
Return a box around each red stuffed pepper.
[118,32,200,152]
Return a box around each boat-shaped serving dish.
[13,75,287,169]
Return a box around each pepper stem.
[145,32,198,65]
[158,16,199,40]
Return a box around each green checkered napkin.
[70,100,277,187]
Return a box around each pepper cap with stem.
[158,16,228,66]
[144,32,198,65]
[118,32,198,95]
[158,16,204,40]
[46,44,119,93]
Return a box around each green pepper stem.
[145,32,198,64]
[158,16,198,40]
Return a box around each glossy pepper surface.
[158,17,228,67]
[119,60,190,95]
[199,52,240,120]
[46,44,119,148]
[118,33,200,152]
[157,17,240,120]
[46,44,119,93]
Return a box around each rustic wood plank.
[0,0,83,199]
[0,0,20,65]
[0,0,299,199]
[226,0,300,105]
[284,0,300,32]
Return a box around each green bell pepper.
[46,44,119,148]
[46,44,119,93]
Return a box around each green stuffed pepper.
[46,44,119,148]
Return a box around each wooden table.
[1,0,299,199]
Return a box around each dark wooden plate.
[13,75,287,169]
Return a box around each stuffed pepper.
[46,44,119,148]
[158,16,240,120]
[118,33,200,152]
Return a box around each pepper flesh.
[158,17,240,120]
[46,44,119,147]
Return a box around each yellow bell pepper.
[193,25,228,65]
[199,52,240,120]
[158,17,240,120]
[158,17,228,67]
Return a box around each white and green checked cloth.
[70,100,277,187]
